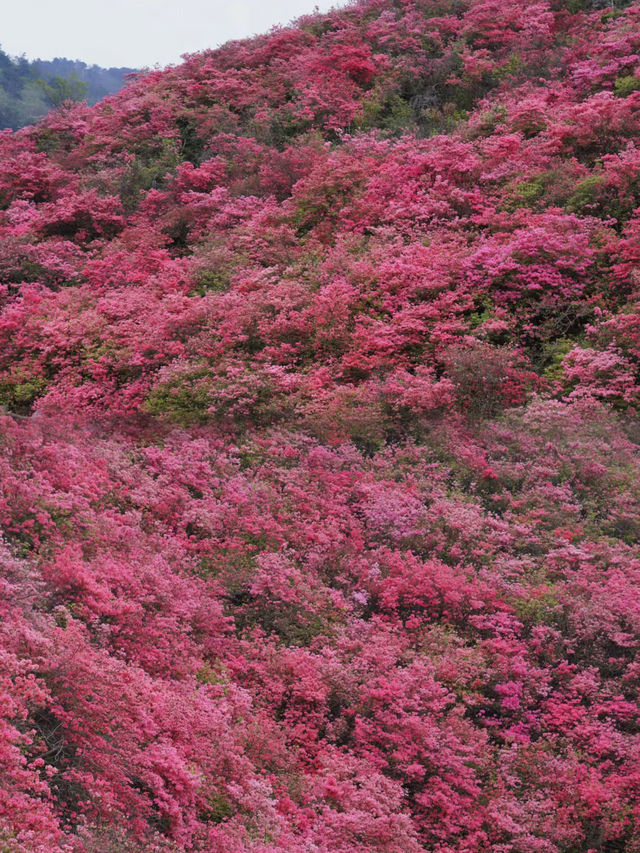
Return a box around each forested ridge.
[0,48,133,130]
[2,1,640,851]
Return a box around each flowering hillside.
[2,0,640,850]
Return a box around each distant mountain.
[0,47,135,129]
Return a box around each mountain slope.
[1,1,640,851]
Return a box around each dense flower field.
[2,0,640,850]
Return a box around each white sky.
[1,0,344,69]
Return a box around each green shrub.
[512,587,561,630]
[540,337,576,381]
[503,176,547,212]
[144,365,212,424]
[188,269,230,296]
[501,168,579,212]
[0,371,47,413]
[118,139,180,212]
[614,74,640,98]
[355,91,414,135]
[197,791,235,824]
[566,174,607,213]
[145,362,290,429]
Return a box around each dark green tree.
[35,73,88,107]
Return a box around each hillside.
[0,48,134,129]
[1,1,640,851]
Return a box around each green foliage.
[512,587,561,630]
[566,174,607,213]
[144,366,212,425]
[0,371,47,413]
[600,7,630,21]
[118,139,181,211]
[145,362,288,430]
[35,73,88,108]
[564,0,632,13]
[540,337,576,380]
[195,661,228,686]
[32,126,63,154]
[502,176,547,212]
[251,108,312,148]
[239,598,335,645]
[198,791,235,824]
[496,53,524,80]
[567,172,640,223]
[416,102,469,137]
[176,115,206,165]
[291,181,352,235]
[0,82,48,130]
[501,168,581,212]
[33,57,134,102]
[187,269,230,296]
[355,90,415,135]
[613,74,640,98]
[305,389,387,455]
[0,46,133,129]
[467,105,508,139]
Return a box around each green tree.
[36,72,88,107]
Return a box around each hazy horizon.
[2,0,344,69]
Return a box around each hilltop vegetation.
[1,1,640,851]
[0,47,133,129]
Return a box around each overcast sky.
[1,0,343,69]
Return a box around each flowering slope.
[2,1,640,850]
